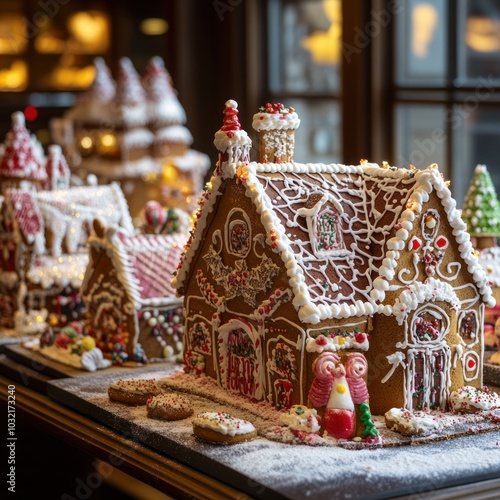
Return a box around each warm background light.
[0,60,27,91]
[466,16,500,52]
[301,0,341,65]
[68,11,109,51]
[412,3,438,58]
[0,14,27,54]
[140,18,169,36]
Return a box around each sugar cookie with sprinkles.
[384,408,444,436]
[192,412,257,444]
[147,393,193,420]
[449,386,500,413]
[108,378,162,405]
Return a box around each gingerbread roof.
[173,161,494,323]
[83,228,186,308]
[143,56,186,125]
[87,57,116,102]
[115,57,146,106]
[36,184,133,255]
[0,112,47,182]
[4,189,45,254]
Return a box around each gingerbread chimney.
[45,144,71,190]
[214,100,251,171]
[252,103,300,163]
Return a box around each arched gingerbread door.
[218,319,264,400]
[405,303,452,411]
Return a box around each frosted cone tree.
[462,165,500,248]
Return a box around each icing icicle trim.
[391,278,461,325]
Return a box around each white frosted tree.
[462,164,500,247]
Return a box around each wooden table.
[1,353,500,500]
[0,357,241,499]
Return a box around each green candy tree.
[462,165,500,245]
[359,402,379,439]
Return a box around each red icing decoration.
[354,332,366,344]
[411,237,421,251]
[315,335,327,346]
[467,358,476,370]
[436,236,448,248]
[220,101,242,132]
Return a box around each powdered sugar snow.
[48,366,500,499]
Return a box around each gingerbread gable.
[83,227,185,309]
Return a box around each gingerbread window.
[189,322,212,354]
[269,342,297,380]
[224,209,251,257]
[458,310,479,348]
[297,193,348,258]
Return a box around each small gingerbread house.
[52,57,210,217]
[0,112,48,193]
[0,183,133,332]
[81,220,186,364]
[172,101,494,427]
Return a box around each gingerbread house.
[81,220,186,364]
[51,57,210,217]
[0,183,133,333]
[0,112,48,193]
[172,101,494,427]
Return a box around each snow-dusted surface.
[48,365,500,499]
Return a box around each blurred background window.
[1,0,500,204]
[267,0,342,163]
[393,0,500,204]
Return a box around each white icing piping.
[381,352,406,384]
[171,174,223,291]
[175,161,494,324]
[391,278,461,326]
[373,168,494,309]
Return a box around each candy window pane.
[394,103,447,174]
[287,99,341,163]
[453,105,500,205]
[457,0,500,84]
[395,0,447,86]
[268,0,341,94]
